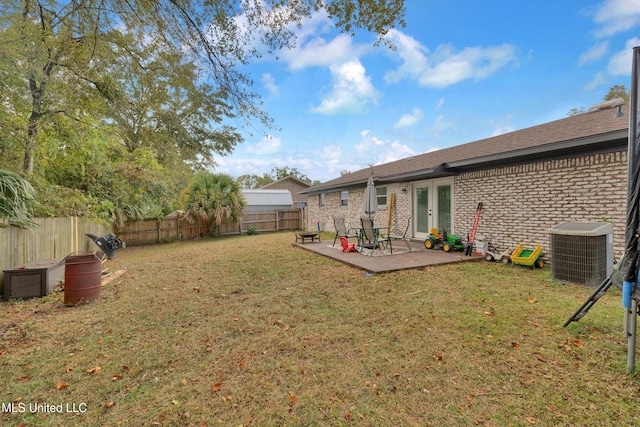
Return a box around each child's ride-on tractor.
[424,228,465,252]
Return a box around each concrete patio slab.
[292,238,484,273]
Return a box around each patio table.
[295,232,321,243]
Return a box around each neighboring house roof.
[260,175,311,190]
[241,189,293,206]
[301,102,629,195]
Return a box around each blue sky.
[212,0,640,183]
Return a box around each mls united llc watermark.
[2,402,88,414]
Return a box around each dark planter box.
[2,259,65,301]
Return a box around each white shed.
[241,189,294,213]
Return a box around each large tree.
[568,85,630,117]
[237,166,319,188]
[0,0,406,176]
[183,172,246,234]
[604,84,629,102]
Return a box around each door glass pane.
[416,187,429,234]
[437,185,451,232]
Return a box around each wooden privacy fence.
[218,209,302,235]
[0,217,112,289]
[114,217,210,246]
[116,209,303,246]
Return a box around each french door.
[412,178,453,240]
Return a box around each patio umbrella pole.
[362,171,378,220]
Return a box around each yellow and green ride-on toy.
[424,228,465,252]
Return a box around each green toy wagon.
[508,244,544,268]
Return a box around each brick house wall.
[308,150,627,260]
[453,150,627,259]
[307,182,411,235]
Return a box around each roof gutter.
[298,179,371,196]
[445,130,628,169]
[378,164,451,183]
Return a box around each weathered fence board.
[0,217,111,291]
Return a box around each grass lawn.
[1,231,639,426]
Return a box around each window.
[376,187,387,206]
[319,193,325,208]
[340,191,348,207]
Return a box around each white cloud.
[579,41,610,64]
[429,115,454,137]
[355,129,384,153]
[310,60,381,116]
[435,98,445,110]
[281,33,367,70]
[213,156,275,177]
[378,141,419,164]
[383,30,429,84]
[488,121,515,138]
[393,108,423,128]
[607,37,640,75]
[593,0,640,37]
[583,71,608,91]
[261,73,279,96]
[353,130,417,166]
[384,29,518,88]
[319,144,343,160]
[246,135,282,155]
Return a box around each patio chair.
[333,216,359,247]
[339,237,358,252]
[387,216,412,252]
[359,215,392,256]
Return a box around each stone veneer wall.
[306,183,412,237]
[453,151,627,259]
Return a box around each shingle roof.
[260,175,311,189]
[302,102,629,195]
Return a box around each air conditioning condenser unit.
[548,222,614,286]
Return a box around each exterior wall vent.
[548,222,614,286]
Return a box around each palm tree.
[0,169,37,228]
[183,172,245,235]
